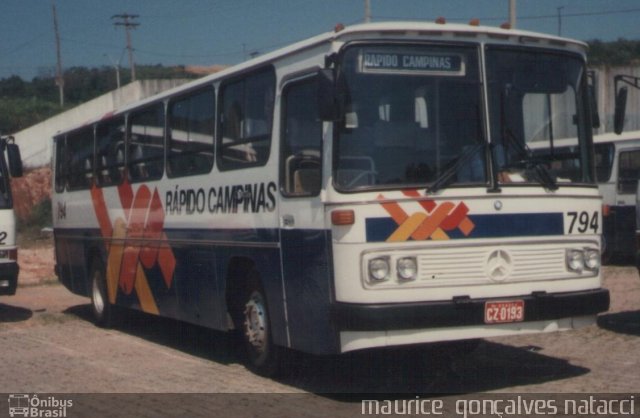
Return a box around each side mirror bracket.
[587,70,600,129]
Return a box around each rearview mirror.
[614,86,628,135]
[317,68,343,121]
[6,143,22,178]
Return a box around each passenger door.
[277,75,336,353]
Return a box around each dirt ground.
[17,237,56,287]
[2,241,639,416]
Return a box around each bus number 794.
[567,211,599,234]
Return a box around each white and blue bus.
[52,21,609,375]
[592,131,640,262]
[0,136,22,296]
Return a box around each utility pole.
[51,0,64,107]
[111,13,139,82]
[508,0,516,29]
[364,0,371,23]
[104,51,124,89]
[557,6,564,36]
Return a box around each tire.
[90,259,113,328]
[236,273,282,377]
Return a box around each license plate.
[484,300,525,324]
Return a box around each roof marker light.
[435,17,446,25]
[500,22,511,29]
[469,18,480,26]
[334,23,345,32]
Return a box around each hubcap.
[243,293,267,353]
[92,274,104,315]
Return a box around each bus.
[592,131,640,262]
[8,394,29,417]
[0,136,22,296]
[52,21,610,376]
[637,181,640,271]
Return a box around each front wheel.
[90,259,113,328]
[238,275,282,376]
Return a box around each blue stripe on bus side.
[365,213,564,242]
[54,226,336,352]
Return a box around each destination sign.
[361,51,465,76]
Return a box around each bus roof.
[58,21,588,135]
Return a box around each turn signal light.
[331,210,355,225]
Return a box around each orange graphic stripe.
[134,264,159,315]
[119,185,151,295]
[387,212,428,242]
[378,194,409,225]
[411,202,455,240]
[106,218,127,304]
[440,202,469,230]
[91,184,113,240]
[91,180,176,313]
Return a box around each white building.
[13,79,190,168]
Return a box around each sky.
[1,0,640,81]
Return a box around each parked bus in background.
[636,180,640,272]
[52,21,609,376]
[592,131,640,263]
[0,135,23,296]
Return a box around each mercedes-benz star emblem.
[486,249,513,281]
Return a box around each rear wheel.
[90,259,113,328]
[237,273,282,376]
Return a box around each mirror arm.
[615,74,640,91]
[324,53,338,69]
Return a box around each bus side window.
[218,67,275,170]
[168,86,215,178]
[66,127,94,190]
[617,149,640,194]
[128,104,165,182]
[96,117,126,187]
[280,77,322,196]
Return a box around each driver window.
[280,77,322,197]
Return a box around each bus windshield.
[335,44,484,191]
[486,47,593,186]
[334,44,594,192]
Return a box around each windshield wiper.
[502,128,558,191]
[426,143,484,194]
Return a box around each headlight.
[368,257,390,282]
[583,248,600,271]
[397,257,418,281]
[566,249,584,272]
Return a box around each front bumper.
[0,261,19,295]
[332,288,610,331]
